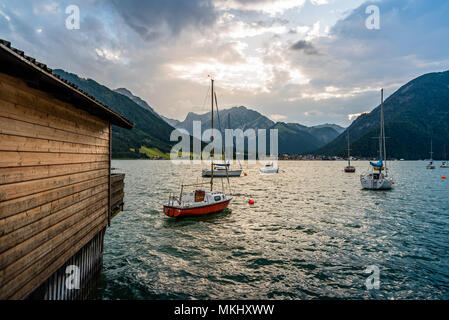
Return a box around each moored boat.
[164,188,232,218]
[202,162,242,177]
[426,139,435,169]
[164,78,232,218]
[259,162,279,174]
[344,130,356,173]
[360,89,393,190]
[441,145,449,168]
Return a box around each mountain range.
[54,68,449,160]
[164,106,344,154]
[317,70,449,160]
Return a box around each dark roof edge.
[0,39,134,129]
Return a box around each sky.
[0,0,448,126]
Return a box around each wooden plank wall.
[0,72,110,299]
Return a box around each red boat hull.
[164,200,231,218]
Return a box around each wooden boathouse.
[0,39,133,299]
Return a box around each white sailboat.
[259,162,279,174]
[202,161,242,177]
[426,139,435,169]
[202,98,242,178]
[360,89,393,190]
[441,144,449,168]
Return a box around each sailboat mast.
[381,88,387,171]
[430,139,433,161]
[210,78,214,191]
[347,131,350,166]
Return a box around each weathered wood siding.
[0,72,110,299]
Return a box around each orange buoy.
[442,176,447,179]
[244,172,248,176]
[248,199,255,205]
[392,181,395,185]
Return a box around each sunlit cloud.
[95,48,125,63]
[168,55,308,92]
[348,112,368,121]
[270,114,287,121]
[221,20,289,39]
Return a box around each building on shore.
[0,39,133,300]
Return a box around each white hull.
[202,169,242,177]
[259,167,279,174]
[360,173,393,190]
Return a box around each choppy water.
[95,160,449,299]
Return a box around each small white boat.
[361,169,393,190]
[259,162,278,174]
[426,140,435,169]
[441,145,449,168]
[360,89,393,190]
[202,163,242,177]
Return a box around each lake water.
[95,160,449,299]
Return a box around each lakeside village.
[147,154,395,161]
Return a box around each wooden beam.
[0,190,108,252]
[0,168,108,202]
[0,161,109,185]
[0,182,108,236]
[0,175,108,219]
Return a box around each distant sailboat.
[202,96,242,177]
[441,144,448,168]
[360,89,393,190]
[344,130,356,173]
[426,139,435,169]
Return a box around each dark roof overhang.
[0,39,133,130]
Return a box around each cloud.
[290,40,319,55]
[110,0,217,41]
[348,112,368,121]
[1,0,448,128]
[214,0,307,16]
[310,0,328,4]
[270,114,287,121]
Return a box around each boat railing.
[168,193,181,206]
